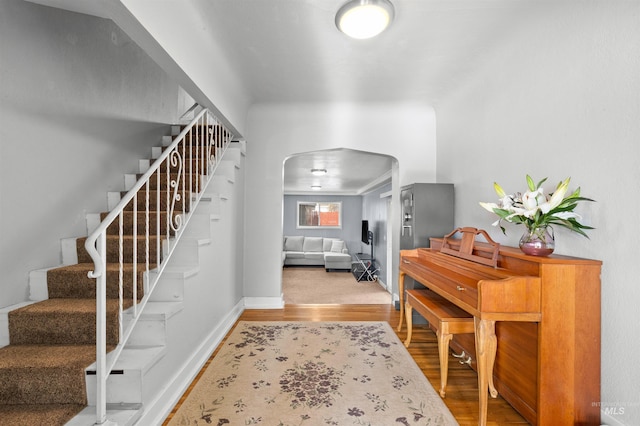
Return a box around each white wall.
[114,0,252,137]
[23,0,253,137]
[0,1,191,307]
[244,102,437,302]
[435,2,640,424]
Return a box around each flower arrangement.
[479,175,594,238]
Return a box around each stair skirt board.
[65,403,143,426]
[133,300,244,426]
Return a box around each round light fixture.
[311,185,322,190]
[335,0,395,39]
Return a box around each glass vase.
[519,226,555,256]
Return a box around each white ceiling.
[31,0,535,194]
[199,0,532,104]
[284,149,394,195]
[197,0,532,194]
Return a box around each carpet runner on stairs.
[0,126,213,424]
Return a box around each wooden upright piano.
[397,228,601,426]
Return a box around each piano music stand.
[440,227,500,268]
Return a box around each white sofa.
[282,236,351,271]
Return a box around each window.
[297,201,342,229]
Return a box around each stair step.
[217,160,237,183]
[47,263,147,300]
[87,346,165,377]
[121,190,193,213]
[101,210,180,237]
[135,171,205,192]
[156,144,219,158]
[107,190,191,213]
[210,175,231,200]
[124,301,183,322]
[124,302,183,347]
[0,403,87,426]
[0,344,97,405]
[181,212,214,241]
[147,265,199,302]
[89,210,183,238]
[8,299,122,346]
[0,301,37,348]
[180,125,229,144]
[191,192,223,219]
[163,125,226,146]
[163,238,202,267]
[142,155,213,175]
[85,346,166,405]
[224,143,245,167]
[138,159,151,174]
[75,235,163,264]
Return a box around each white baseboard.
[138,299,245,425]
[243,295,285,309]
[376,278,392,293]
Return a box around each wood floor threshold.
[163,304,529,426]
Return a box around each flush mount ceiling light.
[311,185,322,190]
[335,0,395,39]
[311,168,328,176]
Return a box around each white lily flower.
[547,178,570,209]
[498,195,515,210]
[522,188,546,211]
[539,203,552,214]
[554,211,581,220]
[479,176,594,238]
[503,213,518,222]
[507,208,535,220]
[479,202,499,213]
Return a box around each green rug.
[168,321,458,425]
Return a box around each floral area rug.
[167,321,458,426]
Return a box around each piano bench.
[404,288,475,398]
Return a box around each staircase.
[0,110,245,425]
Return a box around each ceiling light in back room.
[311,185,322,190]
[335,0,395,39]
[311,168,327,176]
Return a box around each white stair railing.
[84,108,232,424]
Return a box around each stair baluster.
[84,108,232,425]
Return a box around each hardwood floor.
[163,304,529,425]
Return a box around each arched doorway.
[281,148,398,305]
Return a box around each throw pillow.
[330,240,345,253]
[284,236,304,252]
[323,238,334,252]
[302,237,324,252]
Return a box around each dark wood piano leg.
[474,317,498,426]
[397,271,406,332]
